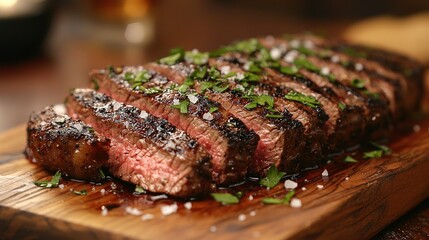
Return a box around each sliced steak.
[26,105,109,182]
[90,66,259,185]
[145,62,327,175]
[67,89,213,197]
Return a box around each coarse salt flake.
[173,99,180,105]
[209,225,217,232]
[355,63,364,71]
[236,73,245,80]
[126,206,143,216]
[317,184,324,189]
[184,202,192,210]
[321,67,330,75]
[303,40,314,49]
[101,206,108,216]
[238,214,246,221]
[100,189,106,195]
[322,169,329,177]
[290,198,302,208]
[284,179,298,190]
[187,94,199,104]
[289,39,300,48]
[58,184,64,189]
[113,102,122,111]
[161,203,178,216]
[270,48,282,60]
[284,50,299,63]
[139,110,149,119]
[203,112,214,121]
[248,195,254,201]
[220,65,231,75]
[141,214,155,221]
[249,211,256,217]
[345,177,350,181]
[331,55,340,63]
[413,125,421,132]
[301,187,307,191]
[53,104,67,115]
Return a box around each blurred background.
[0,0,429,131]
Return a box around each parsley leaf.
[265,114,283,118]
[363,90,380,99]
[351,78,366,89]
[344,156,358,163]
[190,66,207,80]
[233,38,261,54]
[342,47,367,58]
[363,150,383,159]
[200,81,217,93]
[142,87,162,95]
[34,171,62,188]
[370,141,391,155]
[209,106,219,113]
[176,78,194,93]
[185,51,209,65]
[294,57,320,72]
[280,65,299,75]
[262,190,296,205]
[259,165,286,188]
[294,46,316,56]
[159,48,184,65]
[92,79,99,90]
[171,99,190,114]
[212,84,229,93]
[211,192,241,205]
[244,94,274,110]
[134,185,146,194]
[338,102,346,110]
[98,169,106,179]
[73,189,87,196]
[284,91,321,108]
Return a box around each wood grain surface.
[1,119,429,240]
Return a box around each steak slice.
[90,66,259,185]
[67,89,213,197]
[145,62,327,175]
[26,105,109,182]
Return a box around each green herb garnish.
[342,47,367,58]
[233,38,261,54]
[211,192,241,205]
[351,78,366,89]
[244,94,274,110]
[280,66,299,75]
[265,114,283,118]
[284,91,321,108]
[185,51,209,65]
[159,48,185,65]
[363,90,380,99]
[171,99,190,114]
[259,165,286,188]
[294,46,316,56]
[212,84,229,93]
[134,185,146,194]
[34,171,61,188]
[176,78,195,93]
[73,189,87,196]
[262,190,296,205]
[363,150,383,159]
[209,107,219,113]
[92,79,99,90]
[142,87,162,95]
[370,141,391,155]
[344,156,358,163]
[99,169,106,179]
[338,102,346,110]
[294,57,320,72]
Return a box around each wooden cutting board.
[1,119,429,240]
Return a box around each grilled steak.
[90,66,259,185]
[66,89,213,197]
[26,33,425,197]
[26,105,109,181]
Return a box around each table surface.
[0,1,428,239]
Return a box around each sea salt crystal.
[139,110,149,119]
[53,104,67,115]
[249,211,256,217]
[320,67,330,75]
[289,39,300,48]
[290,198,302,208]
[173,99,180,105]
[413,125,421,132]
[203,112,214,121]
[74,124,83,132]
[101,206,108,216]
[248,195,254,201]
[354,63,364,71]
[303,40,314,49]
[317,184,324,189]
[284,180,298,190]
[270,48,282,60]
[58,184,64,189]
[301,187,307,191]
[100,189,106,195]
[236,73,245,80]
[141,214,155,221]
[187,94,199,104]
[284,50,299,63]
[110,182,117,190]
[126,206,143,216]
[322,169,329,177]
[184,202,192,210]
[331,55,340,63]
[345,177,350,181]
[238,214,246,221]
[53,116,66,124]
[161,203,178,216]
[221,65,231,75]
[113,102,122,111]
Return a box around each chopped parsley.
[351,78,366,89]
[259,165,286,188]
[159,48,184,65]
[73,189,88,196]
[233,38,261,54]
[247,62,263,73]
[171,99,190,114]
[190,66,207,80]
[176,78,195,93]
[244,94,274,110]
[338,102,346,110]
[344,156,358,163]
[92,79,99,90]
[262,190,296,205]
[34,171,61,188]
[280,65,299,75]
[363,150,383,159]
[370,141,391,155]
[294,46,316,56]
[342,47,367,58]
[212,84,229,93]
[265,114,283,118]
[134,185,146,194]
[363,90,380,99]
[211,192,241,205]
[141,87,162,95]
[185,50,209,65]
[294,57,320,72]
[200,81,217,92]
[284,91,321,108]
[98,169,106,179]
[209,106,219,113]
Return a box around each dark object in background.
[0,0,54,63]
